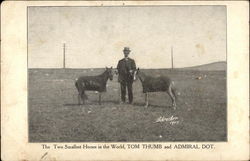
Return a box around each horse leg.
[118,84,121,103]
[99,92,102,105]
[84,93,88,103]
[75,81,81,105]
[144,93,149,108]
[78,94,81,105]
[81,90,86,105]
[167,85,176,109]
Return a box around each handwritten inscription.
[155,115,179,125]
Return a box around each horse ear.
[137,67,140,71]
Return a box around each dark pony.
[75,67,114,105]
[133,68,177,109]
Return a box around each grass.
[28,68,227,142]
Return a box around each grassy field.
[28,68,227,142]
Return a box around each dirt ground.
[28,68,227,142]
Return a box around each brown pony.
[133,68,177,109]
[75,67,114,105]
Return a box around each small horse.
[75,67,114,105]
[133,68,177,109]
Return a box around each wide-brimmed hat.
[123,47,131,52]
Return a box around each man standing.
[117,47,136,104]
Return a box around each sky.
[28,6,226,68]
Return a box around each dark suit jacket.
[117,57,136,82]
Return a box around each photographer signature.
[155,115,179,125]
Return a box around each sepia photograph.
[1,1,249,161]
[28,6,227,142]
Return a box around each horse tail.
[75,79,79,92]
[171,81,177,101]
[75,78,83,93]
[75,79,88,99]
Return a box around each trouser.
[120,81,133,103]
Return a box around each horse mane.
[99,69,110,81]
[99,69,107,75]
[138,70,147,82]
